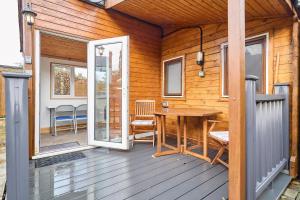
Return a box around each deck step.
[257,172,292,200]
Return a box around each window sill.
[162,97,186,101]
[218,97,229,102]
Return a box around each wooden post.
[228,0,246,199]
[290,18,299,177]
[22,0,35,158]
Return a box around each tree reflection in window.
[53,64,71,96]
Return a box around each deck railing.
[246,76,289,199]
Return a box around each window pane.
[53,64,71,96]
[165,59,182,96]
[74,67,87,97]
[245,43,264,93]
[223,37,265,96]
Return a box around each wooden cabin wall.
[161,17,294,147]
[31,0,162,116]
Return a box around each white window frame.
[221,33,269,97]
[51,63,88,99]
[162,55,185,98]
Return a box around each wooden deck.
[29,143,228,200]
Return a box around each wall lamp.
[162,26,205,77]
[22,3,37,26]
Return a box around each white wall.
[40,57,87,128]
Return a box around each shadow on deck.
[29,143,228,200]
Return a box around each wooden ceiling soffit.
[107,0,293,28]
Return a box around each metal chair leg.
[74,119,77,134]
[54,120,57,136]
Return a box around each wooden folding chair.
[130,100,156,147]
[208,120,229,168]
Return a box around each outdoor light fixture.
[22,3,37,26]
[196,51,204,66]
[196,27,205,78]
[83,0,105,7]
[98,46,105,56]
[162,26,205,77]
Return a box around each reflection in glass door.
[95,43,122,142]
[88,36,129,150]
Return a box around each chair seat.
[209,131,229,142]
[55,116,74,121]
[76,115,87,120]
[131,120,154,126]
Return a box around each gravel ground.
[281,180,300,200]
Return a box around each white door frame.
[33,30,91,157]
[87,36,130,150]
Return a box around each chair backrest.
[135,100,155,118]
[76,104,87,116]
[54,105,75,117]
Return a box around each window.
[51,63,87,98]
[163,56,184,97]
[222,35,267,96]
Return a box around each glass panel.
[223,37,265,96]
[52,64,71,96]
[165,59,182,96]
[94,43,122,143]
[245,43,264,92]
[74,67,87,97]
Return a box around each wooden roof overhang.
[106,0,293,32]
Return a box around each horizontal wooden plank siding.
[31,0,162,115]
[161,17,294,148]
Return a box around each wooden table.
[153,108,222,162]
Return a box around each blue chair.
[54,105,75,136]
[75,104,87,134]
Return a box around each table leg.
[176,116,181,152]
[198,118,201,146]
[155,115,162,156]
[203,118,208,158]
[162,115,166,145]
[183,116,187,152]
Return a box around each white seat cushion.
[209,131,229,142]
[131,120,154,126]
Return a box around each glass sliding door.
[88,36,129,150]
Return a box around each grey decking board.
[33,147,159,194]
[29,147,156,195]
[71,155,198,200]
[177,171,228,200]
[29,144,228,200]
[29,144,153,177]
[29,145,155,186]
[31,152,178,199]
[152,165,226,200]
[127,163,218,200]
[201,182,228,200]
[35,154,194,199]
[99,159,206,200]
